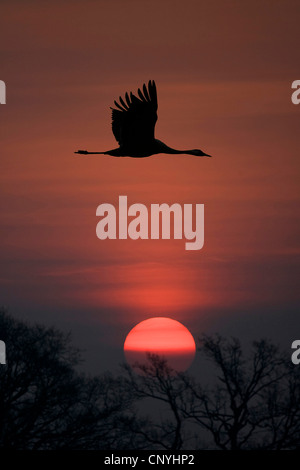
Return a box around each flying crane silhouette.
[75,80,211,158]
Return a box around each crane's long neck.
[156,140,197,156]
[166,148,195,155]
[155,140,210,157]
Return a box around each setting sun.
[124,317,196,372]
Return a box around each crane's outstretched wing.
[110,80,158,147]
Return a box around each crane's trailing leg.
[75,150,105,155]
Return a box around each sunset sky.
[1,0,299,373]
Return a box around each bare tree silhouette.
[122,354,191,450]
[1,309,299,450]
[0,309,136,450]
[181,335,300,450]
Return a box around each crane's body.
[75,80,211,159]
